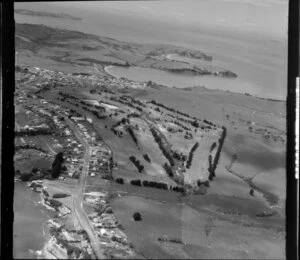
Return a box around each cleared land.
[14,22,285,259]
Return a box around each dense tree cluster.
[120,95,146,108]
[186,142,199,169]
[172,151,187,162]
[149,100,191,119]
[112,117,130,128]
[110,96,143,112]
[149,100,217,130]
[130,179,142,186]
[208,127,227,181]
[197,179,210,187]
[51,152,64,178]
[210,142,217,153]
[172,120,191,131]
[48,199,62,208]
[143,154,151,163]
[126,127,138,146]
[184,132,193,140]
[16,127,53,137]
[142,180,168,190]
[127,112,140,118]
[163,162,174,177]
[191,120,199,128]
[150,127,175,166]
[129,156,144,173]
[172,186,185,193]
[15,144,48,153]
[115,177,125,184]
[203,119,216,127]
[111,128,123,138]
[52,193,70,199]
[133,212,142,221]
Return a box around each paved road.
[65,117,105,259]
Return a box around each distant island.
[15,9,82,21]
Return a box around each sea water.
[14,1,288,100]
[13,181,55,259]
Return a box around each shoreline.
[103,65,285,102]
[104,65,119,79]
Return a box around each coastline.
[103,65,286,102]
[13,181,53,259]
[104,66,119,79]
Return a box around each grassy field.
[14,26,286,257]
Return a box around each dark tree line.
[172,151,187,162]
[127,112,140,118]
[210,142,217,153]
[129,156,144,173]
[15,144,48,153]
[163,162,174,177]
[120,95,146,108]
[130,179,142,186]
[110,96,143,112]
[143,154,151,163]
[51,152,64,179]
[16,128,53,137]
[115,176,186,193]
[186,142,199,169]
[150,127,175,166]
[208,127,227,181]
[126,127,138,146]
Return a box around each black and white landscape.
[13,1,287,259]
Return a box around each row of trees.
[150,127,175,166]
[186,142,199,169]
[120,95,146,108]
[126,127,138,146]
[129,156,144,173]
[114,176,187,194]
[16,127,53,137]
[127,112,140,118]
[51,152,64,179]
[15,144,48,153]
[210,142,217,153]
[130,179,168,190]
[172,150,187,162]
[143,154,151,163]
[208,127,227,181]
[148,100,218,130]
[110,96,143,112]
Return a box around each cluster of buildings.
[69,116,112,178]
[43,219,93,259]
[85,192,135,257]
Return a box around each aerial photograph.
[13,0,287,259]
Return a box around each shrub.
[133,212,142,221]
[20,172,33,182]
[129,156,144,173]
[186,142,199,169]
[115,178,124,184]
[163,163,174,177]
[52,193,70,199]
[143,154,151,163]
[210,142,217,153]
[31,167,38,173]
[130,179,142,186]
[49,199,62,208]
[127,127,138,146]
